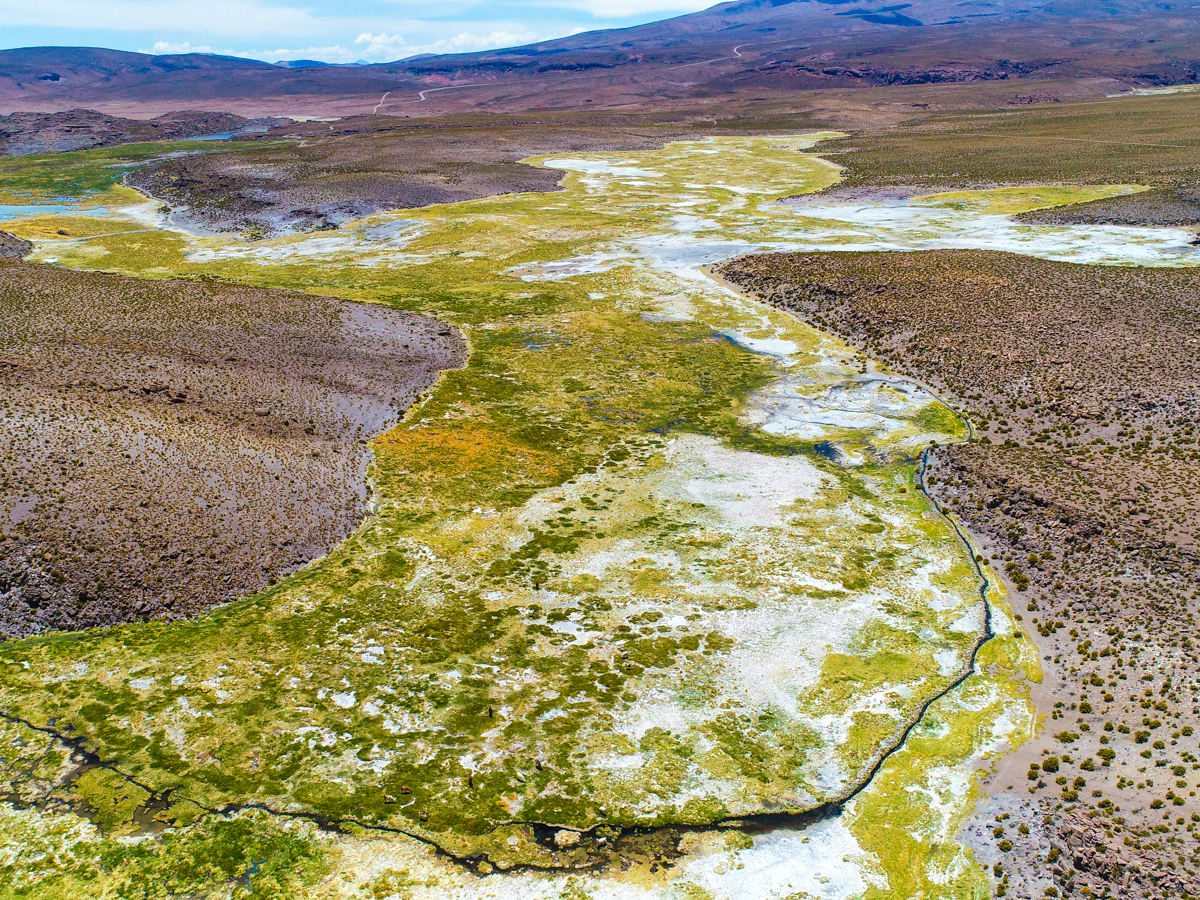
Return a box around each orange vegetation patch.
[373,423,569,495]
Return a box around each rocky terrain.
[0,109,282,156]
[126,115,717,236]
[0,229,30,259]
[716,248,1200,899]
[0,260,464,637]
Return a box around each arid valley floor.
[0,35,1198,900]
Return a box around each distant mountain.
[0,46,272,80]
[0,46,411,112]
[386,0,1198,105]
[1,0,1197,115]
[405,0,1183,67]
[273,59,372,68]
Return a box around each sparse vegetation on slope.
[814,91,1200,222]
[0,260,464,636]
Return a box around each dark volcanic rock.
[124,116,700,237]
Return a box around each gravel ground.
[0,260,464,637]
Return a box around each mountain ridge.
[1,0,1197,115]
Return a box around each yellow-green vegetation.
[0,140,270,204]
[909,185,1144,216]
[847,589,1038,900]
[0,801,332,900]
[0,134,1061,897]
[0,185,161,239]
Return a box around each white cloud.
[247,44,363,63]
[354,32,407,59]
[0,0,710,65]
[146,41,214,54]
[434,29,545,51]
[245,27,572,64]
[537,0,714,17]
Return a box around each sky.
[0,0,717,64]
